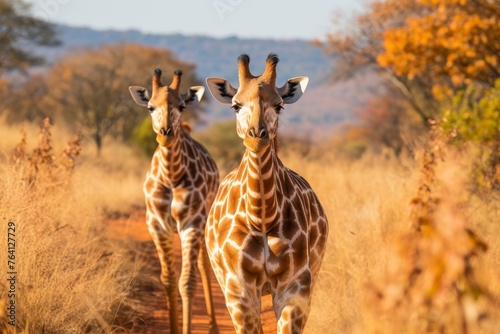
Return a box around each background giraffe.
[205,54,329,334]
[129,69,219,334]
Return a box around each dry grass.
[280,141,499,333]
[0,118,148,333]
[281,150,415,333]
[1,115,499,333]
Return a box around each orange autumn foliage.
[377,0,500,96]
[321,0,500,128]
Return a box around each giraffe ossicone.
[206,54,329,334]
[129,69,220,334]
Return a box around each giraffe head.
[129,69,204,147]
[206,53,308,153]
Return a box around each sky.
[25,0,365,40]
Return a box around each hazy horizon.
[24,0,365,41]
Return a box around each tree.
[377,0,500,96]
[320,0,436,126]
[0,73,51,123]
[320,0,500,128]
[43,44,204,155]
[441,78,500,192]
[356,92,423,156]
[0,0,59,74]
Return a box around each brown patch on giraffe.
[193,173,205,189]
[241,236,265,274]
[292,235,309,269]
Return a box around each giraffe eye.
[148,106,155,112]
[275,105,284,113]
[231,104,241,113]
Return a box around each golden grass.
[281,146,499,334]
[0,118,148,333]
[1,115,499,333]
[281,150,414,333]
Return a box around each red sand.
[106,209,276,333]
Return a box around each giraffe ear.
[182,86,205,105]
[206,78,237,104]
[129,86,150,107]
[278,76,309,104]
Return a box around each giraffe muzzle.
[244,127,270,152]
[247,127,268,139]
[159,127,174,137]
[156,127,174,147]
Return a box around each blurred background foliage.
[0,0,59,74]
[0,0,498,187]
[319,0,500,191]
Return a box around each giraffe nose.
[247,127,268,139]
[160,127,174,137]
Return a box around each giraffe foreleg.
[274,270,313,334]
[178,222,204,334]
[198,239,220,334]
[221,274,264,334]
[145,201,180,333]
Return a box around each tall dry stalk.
[370,119,489,333]
[10,117,81,185]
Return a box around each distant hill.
[34,24,378,139]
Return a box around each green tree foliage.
[0,0,58,74]
[131,117,157,157]
[441,79,500,144]
[193,120,243,174]
[441,79,500,192]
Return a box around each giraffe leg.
[178,225,203,334]
[146,210,180,334]
[222,277,263,334]
[274,271,312,334]
[197,240,219,334]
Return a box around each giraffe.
[205,54,329,334]
[129,69,219,334]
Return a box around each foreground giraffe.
[206,54,329,333]
[129,69,219,334]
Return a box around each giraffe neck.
[155,127,187,184]
[240,142,281,230]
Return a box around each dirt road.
[106,210,277,333]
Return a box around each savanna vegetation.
[0,0,499,333]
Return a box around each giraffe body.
[129,69,219,334]
[206,54,329,334]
